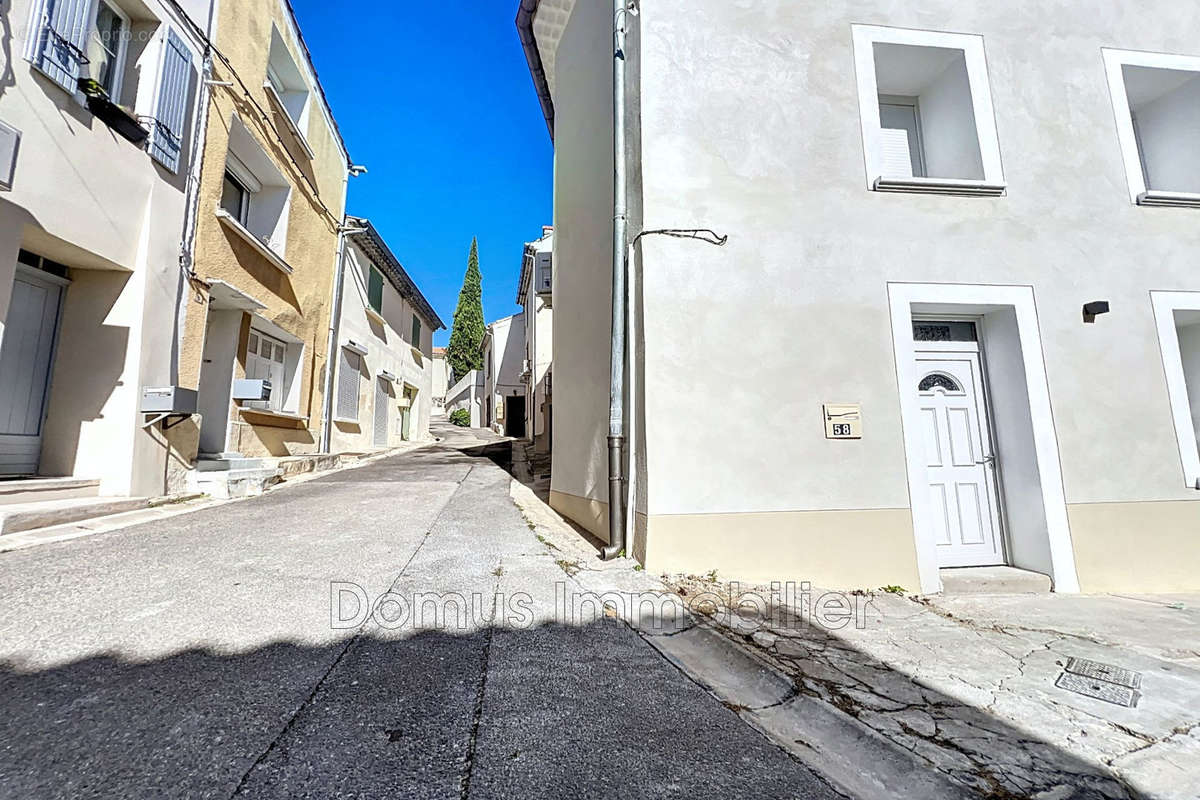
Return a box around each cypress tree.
[447,238,485,382]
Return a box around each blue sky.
[289,1,552,346]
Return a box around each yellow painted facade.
[181,0,350,458]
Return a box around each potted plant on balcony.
[77,78,150,147]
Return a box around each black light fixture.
[1083,301,1111,324]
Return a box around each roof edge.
[347,217,446,330]
[516,0,555,141]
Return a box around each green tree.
[447,238,485,381]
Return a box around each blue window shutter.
[31,0,92,92]
[149,29,194,173]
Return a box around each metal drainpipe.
[602,0,629,560]
[319,203,352,454]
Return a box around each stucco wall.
[545,0,615,515]
[184,0,349,459]
[542,0,1200,590]
[623,0,1200,589]
[1,0,213,495]
[328,242,435,452]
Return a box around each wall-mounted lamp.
[1083,301,1111,324]
[348,164,368,177]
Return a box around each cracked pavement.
[673,575,1200,800]
[0,424,843,799]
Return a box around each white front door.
[0,271,63,476]
[916,349,1005,567]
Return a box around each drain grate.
[1055,658,1143,708]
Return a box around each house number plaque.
[824,404,863,440]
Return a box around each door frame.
[888,283,1079,594]
[912,314,1011,567]
[0,264,69,476]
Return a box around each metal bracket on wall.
[141,413,193,431]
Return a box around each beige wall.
[183,0,349,458]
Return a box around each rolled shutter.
[149,29,194,172]
[337,349,360,421]
[31,0,92,92]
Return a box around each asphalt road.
[0,425,843,799]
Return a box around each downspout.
[602,0,629,560]
[319,201,353,454]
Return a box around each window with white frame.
[264,25,313,157]
[852,25,1005,195]
[86,1,129,98]
[27,0,195,171]
[1151,292,1200,489]
[536,251,552,294]
[336,347,361,422]
[245,329,288,412]
[216,118,292,266]
[1104,49,1200,207]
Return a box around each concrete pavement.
[0,425,843,799]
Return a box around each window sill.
[263,81,315,160]
[333,416,360,426]
[216,209,295,275]
[1137,191,1200,209]
[365,306,386,325]
[238,406,308,428]
[873,177,1007,197]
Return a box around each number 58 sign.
[823,404,863,440]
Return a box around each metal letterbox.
[141,387,198,415]
[233,379,272,401]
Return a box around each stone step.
[0,496,150,535]
[0,477,101,506]
[188,467,282,500]
[940,566,1052,595]
[195,458,269,473]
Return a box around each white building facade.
[520,0,1200,594]
[328,219,443,452]
[517,227,553,452]
[0,0,214,496]
[482,314,527,438]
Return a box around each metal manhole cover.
[1064,657,1143,690]
[1055,672,1140,707]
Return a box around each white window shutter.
[30,0,92,92]
[149,29,194,172]
[337,349,360,421]
[878,128,915,179]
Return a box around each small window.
[1105,49,1200,207]
[263,25,312,156]
[913,321,978,342]
[536,252,552,293]
[218,118,292,258]
[221,171,250,225]
[918,373,963,393]
[853,26,1005,195]
[87,1,129,99]
[367,267,384,315]
[411,315,422,348]
[336,348,360,421]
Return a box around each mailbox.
[233,379,272,401]
[141,387,198,415]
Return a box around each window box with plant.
[77,78,149,146]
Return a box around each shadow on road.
[1,621,840,799]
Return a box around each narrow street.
[0,423,842,799]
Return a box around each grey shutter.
[149,29,193,172]
[31,0,92,92]
[337,349,360,421]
